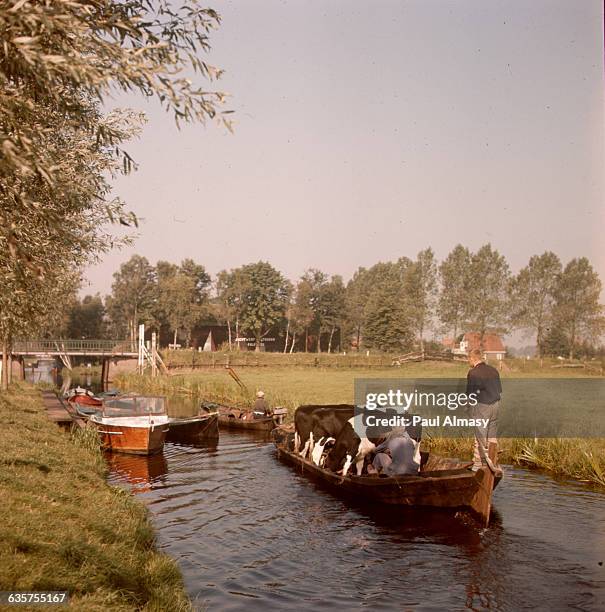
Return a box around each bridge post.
[100,358,112,390]
[100,359,107,391]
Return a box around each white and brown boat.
[89,395,170,455]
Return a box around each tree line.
[64,246,604,359]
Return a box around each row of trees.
[72,245,604,359]
[0,1,228,390]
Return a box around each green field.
[116,359,605,487]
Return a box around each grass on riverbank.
[0,383,192,611]
[116,365,605,488]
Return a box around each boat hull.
[218,414,276,432]
[167,414,219,442]
[70,394,102,407]
[90,419,169,455]
[275,443,501,516]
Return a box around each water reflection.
[104,430,605,611]
[106,452,169,494]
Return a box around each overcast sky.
[84,0,604,321]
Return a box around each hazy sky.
[84,0,604,310]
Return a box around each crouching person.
[369,426,419,476]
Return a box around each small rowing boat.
[166,411,219,443]
[202,401,280,432]
[65,387,102,407]
[273,425,502,526]
[88,395,170,455]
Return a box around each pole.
[138,324,145,374]
[151,332,158,378]
[100,359,107,392]
[470,442,499,526]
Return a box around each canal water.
[54,371,605,610]
[106,430,605,611]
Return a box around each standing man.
[466,348,502,471]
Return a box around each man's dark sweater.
[466,362,502,405]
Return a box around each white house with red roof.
[451,332,506,360]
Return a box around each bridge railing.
[12,339,138,354]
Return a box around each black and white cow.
[310,436,336,467]
[323,417,376,477]
[293,404,354,460]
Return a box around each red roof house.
[454,332,506,360]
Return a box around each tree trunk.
[290,332,296,354]
[255,331,261,352]
[283,319,290,354]
[227,319,232,350]
[305,328,308,353]
[568,319,576,360]
[1,339,8,392]
[132,303,138,344]
[479,326,486,350]
[356,326,361,352]
[328,326,335,354]
[316,323,321,353]
[173,328,177,348]
[7,352,12,385]
[536,324,543,358]
[235,318,240,351]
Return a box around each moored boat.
[166,411,219,443]
[65,387,102,407]
[203,401,280,432]
[273,425,502,526]
[89,395,170,455]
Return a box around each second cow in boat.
[323,417,376,476]
[294,404,354,459]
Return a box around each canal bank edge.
[0,383,193,611]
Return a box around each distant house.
[441,337,455,350]
[451,332,506,361]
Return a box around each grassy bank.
[116,365,605,488]
[0,383,192,611]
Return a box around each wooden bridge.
[11,339,138,386]
[12,339,138,358]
